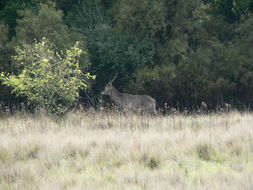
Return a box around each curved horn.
[109,73,118,83]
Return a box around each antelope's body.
[101,76,156,114]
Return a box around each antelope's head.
[101,73,118,96]
[101,82,114,95]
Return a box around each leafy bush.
[1,38,95,115]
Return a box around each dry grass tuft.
[0,111,253,189]
[196,143,214,161]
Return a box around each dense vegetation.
[0,0,253,112]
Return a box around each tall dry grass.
[0,111,253,190]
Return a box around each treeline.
[0,0,253,112]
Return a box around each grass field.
[0,111,253,190]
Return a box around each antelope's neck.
[110,86,123,103]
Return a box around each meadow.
[0,111,253,190]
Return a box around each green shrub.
[1,38,95,115]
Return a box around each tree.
[0,23,17,106]
[14,3,90,72]
[0,0,46,37]
[66,0,154,93]
[0,23,13,72]
[203,0,253,23]
[115,0,221,107]
[15,3,72,50]
[228,15,253,107]
[1,38,95,115]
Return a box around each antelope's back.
[124,93,155,108]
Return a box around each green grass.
[0,111,253,189]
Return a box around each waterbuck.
[101,75,157,114]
